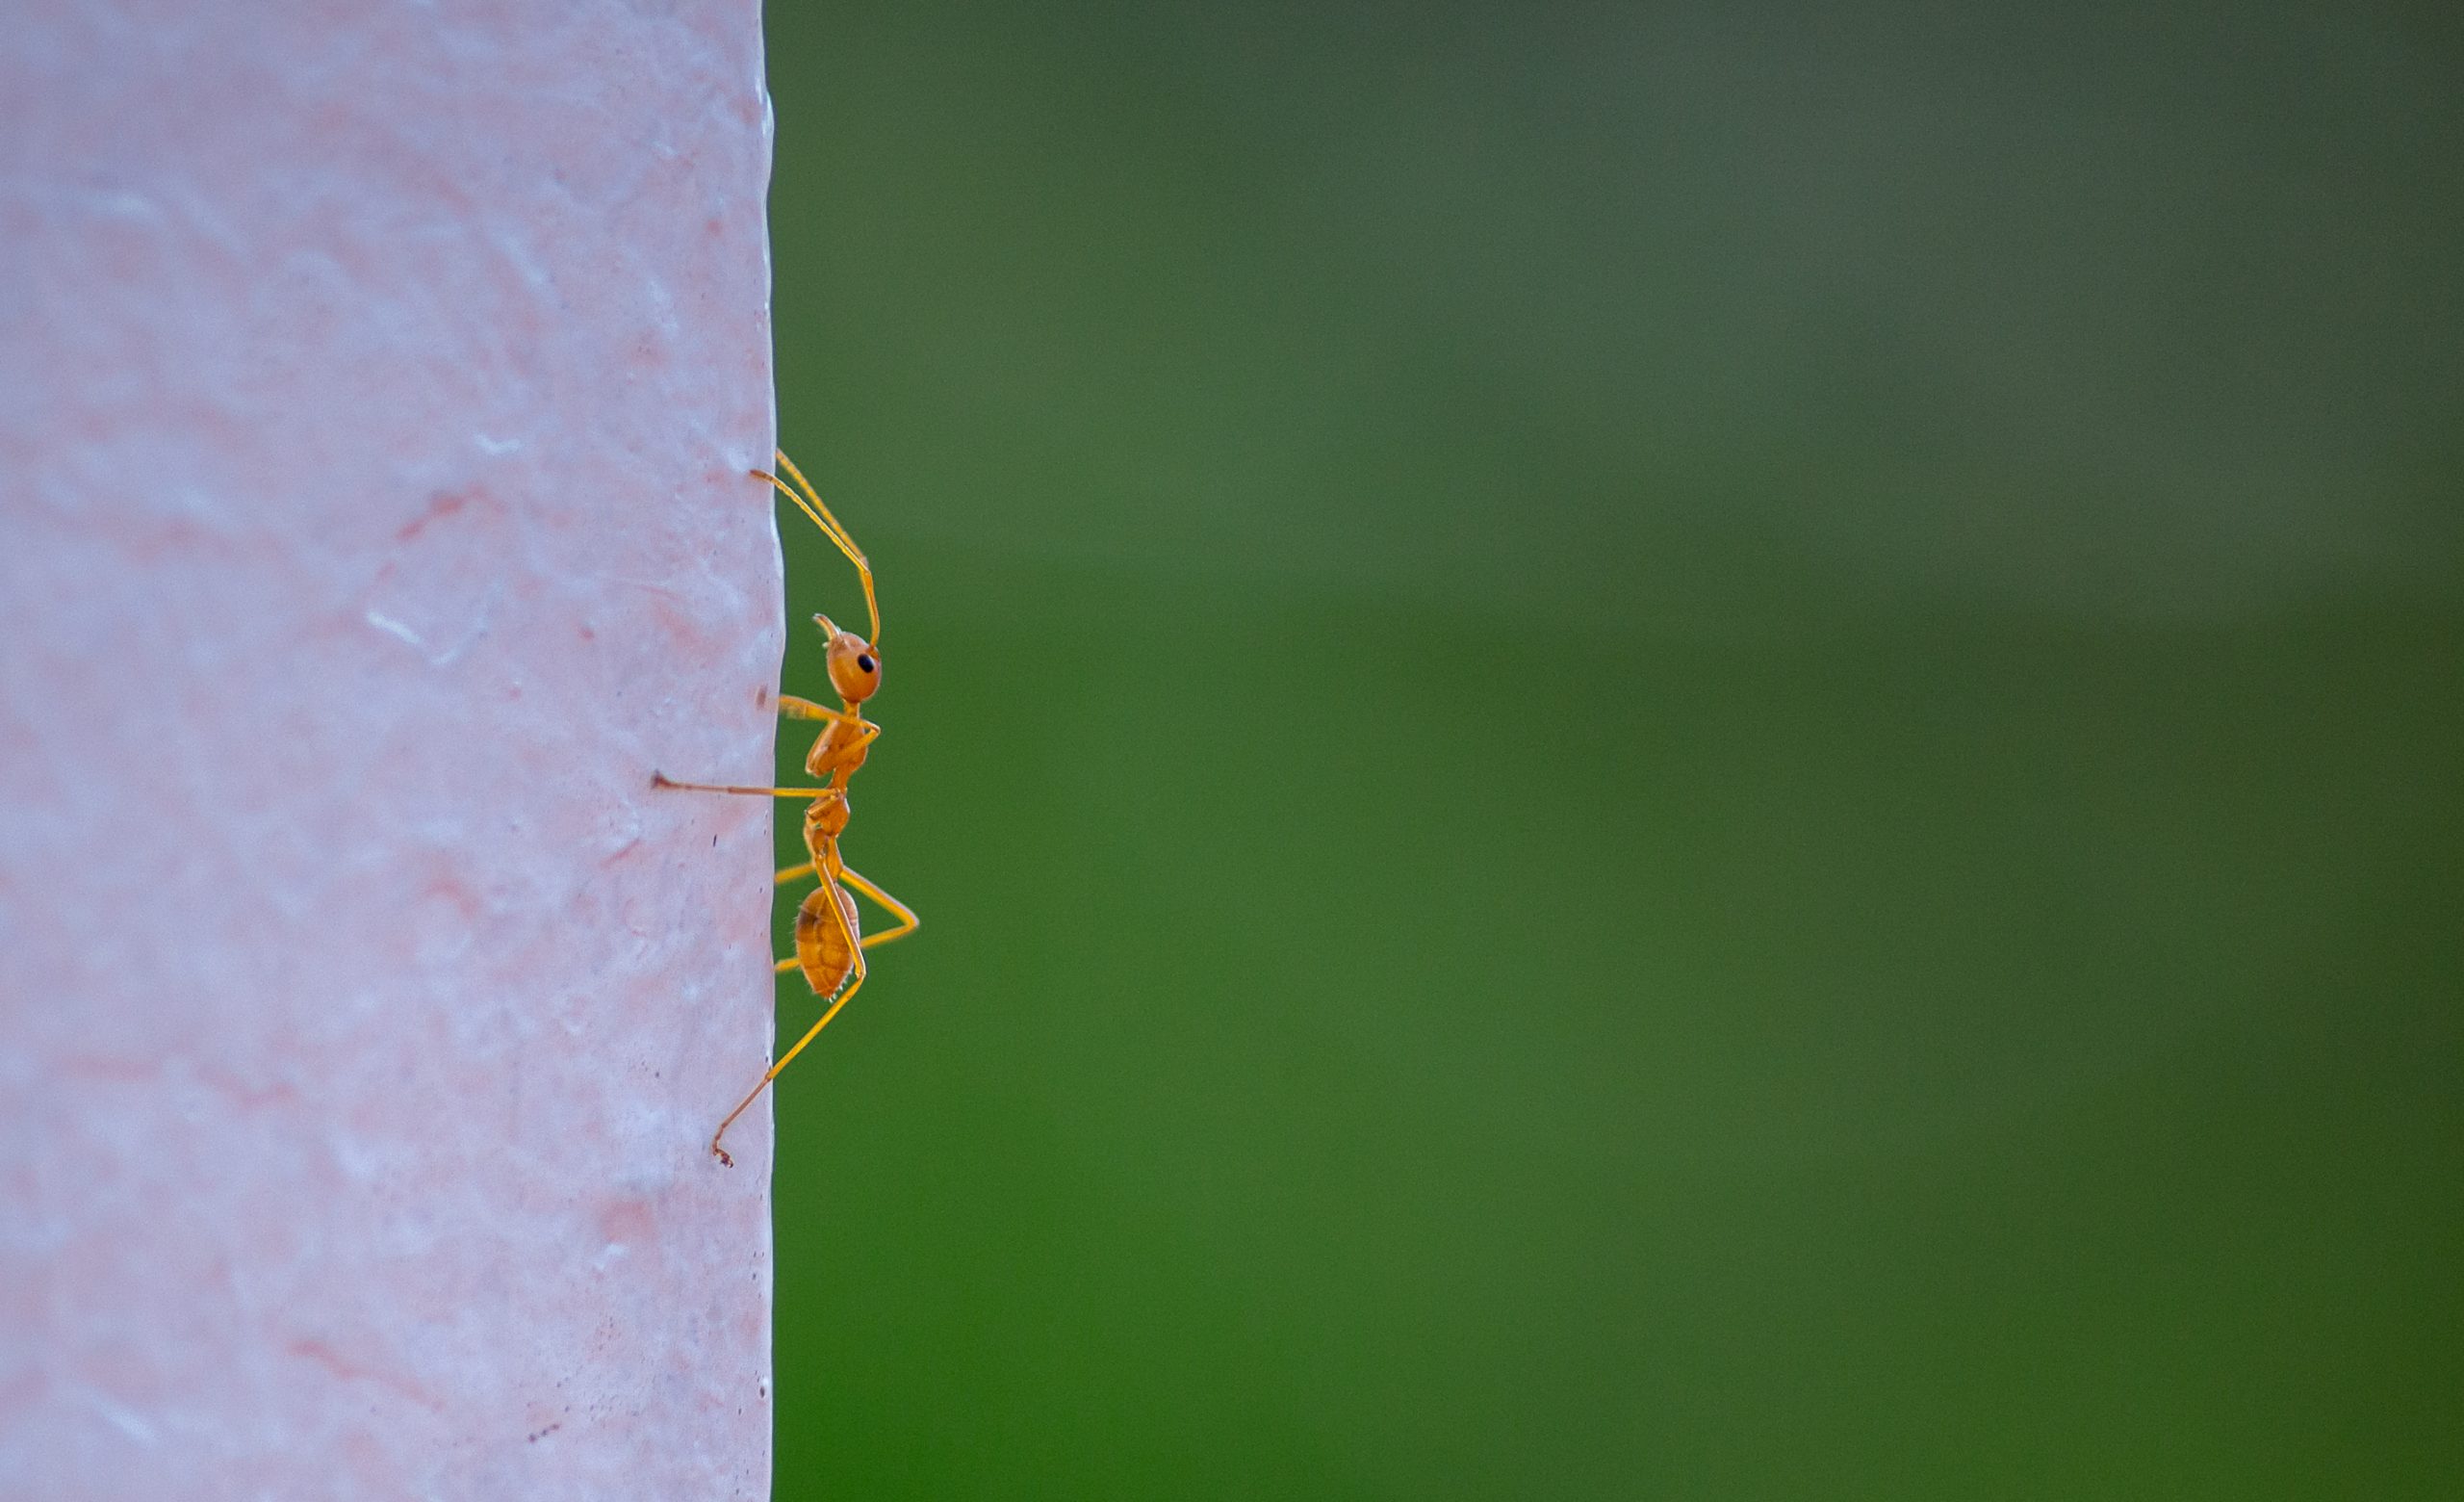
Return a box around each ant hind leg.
[709,884,869,1166]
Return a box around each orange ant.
[655,450,918,1165]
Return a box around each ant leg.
[775,862,818,886]
[776,694,863,727]
[711,887,867,1165]
[652,773,829,798]
[837,866,919,949]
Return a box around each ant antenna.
[754,449,881,644]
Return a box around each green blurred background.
[755,5,2460,1496]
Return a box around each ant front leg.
[775,694,858,725]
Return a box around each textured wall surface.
[0,3,778,1495]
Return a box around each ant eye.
[857,654,876,674]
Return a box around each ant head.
[816,614,881,704]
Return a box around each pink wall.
[0,3,780,1494]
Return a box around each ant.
[655,451,918,1165]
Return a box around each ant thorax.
[804,713,873,781]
